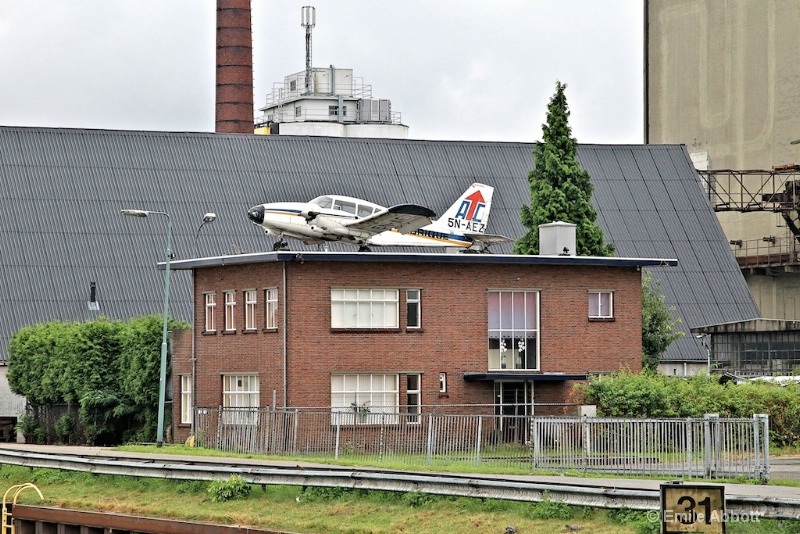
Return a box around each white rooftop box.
[539,221,576,256]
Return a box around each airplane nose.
[248,206,265,225]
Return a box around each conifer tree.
[514,81,614,256]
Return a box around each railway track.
[0,446,797,520]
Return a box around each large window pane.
[488,290,539,371]
[488,292,500,330]
[331,288,399,328]
[331,373,399,425]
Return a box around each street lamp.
[121,209,172,447]
[695,333,712,374]
[195,213,217,257]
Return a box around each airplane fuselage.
[247,184,507,251]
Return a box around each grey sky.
[0,1,643,144]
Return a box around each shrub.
[207,475,252,502]
[55,414,74,444]
[15,414,45,444]
[575,371,800,446]
[526,492,573,520]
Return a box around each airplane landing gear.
[272,240,289,251]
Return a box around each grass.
[3,446,800,533]
[0,465,646,534]
[1,464,798,534]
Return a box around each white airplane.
[247,182,512,252]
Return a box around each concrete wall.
[647,0,800,318]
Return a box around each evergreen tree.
[514,81,614,256]
[641,270,684,372]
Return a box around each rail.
[0,449,795,520]
[729,237,800,268]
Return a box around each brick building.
[169,250,675,443]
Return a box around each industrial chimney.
[216,0,254,134]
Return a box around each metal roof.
[0,127,759,362]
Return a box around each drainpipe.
[191,269,197,437]
[282,261,288,408]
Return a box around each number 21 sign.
[660,483,725,533]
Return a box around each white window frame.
[244,289,257,331]
[204,292,216,332]
[180,375,192,425]
[406,289,421,329]
[330,373,399,425]
[439,372,447,394]
[224,291,236,332]
[265,287,278,330]
[331,288,399,329]
[487,290,540,371]
[406,374,421,424]
[222,374,260,425]
[588,290,614,319]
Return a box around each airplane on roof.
[247,182,512,252]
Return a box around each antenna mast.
[301,6,316,95]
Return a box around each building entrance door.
[494,381,532,444]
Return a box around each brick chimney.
[216,0,254,134]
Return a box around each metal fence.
[193,408,770,480]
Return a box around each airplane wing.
[463,233,515,248]
[344,204,436,234]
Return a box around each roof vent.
[539,221,576,256]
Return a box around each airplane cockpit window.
[312,196,333,209]
[357,205,373,218]
[334,200,357,215]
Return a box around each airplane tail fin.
[427,183,495,235]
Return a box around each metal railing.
[730,237,800,268]
[193,408,769,480]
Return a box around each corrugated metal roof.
[0,128,759,363]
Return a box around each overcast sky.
[0,1,643,144]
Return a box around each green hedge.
[575,371,800,446]
[7,316,188,445]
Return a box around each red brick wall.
[171,328,193,443]
[174,258,642,427]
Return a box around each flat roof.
[165,251,678,270]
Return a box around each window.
[265,287,278,329]
[295,106,302,117]
[224,291,236,332]
[406,374,421,424]
[331,288,399,328]
[488,290,539,370]
[332,199,357,214]
[330,374,399,425]
[406,289,421,329]
[589,291,614,319]
[328,105,347,116]
[204,293,216,332]
[244,290,257,330]
[180,375,192,425]
[439,372,447,394]
[289,80,297,91]
[222,374,260,425]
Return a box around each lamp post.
[695,333,712,374]
[195,213,217,257]
[121,209,172,447]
